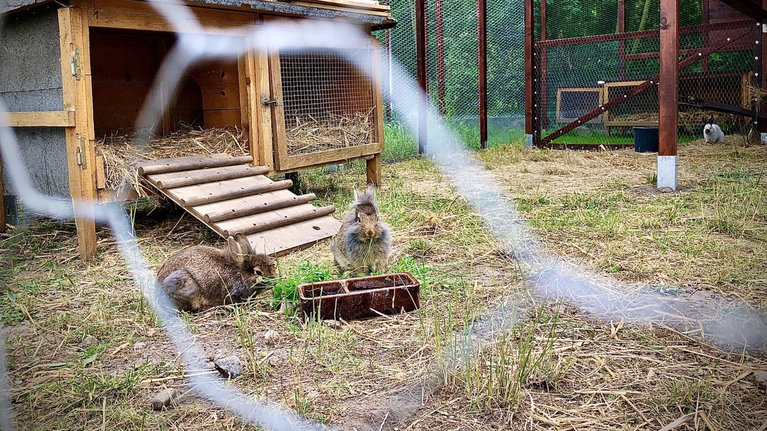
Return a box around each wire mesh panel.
[535,4,757,146]
[278,47,377,157]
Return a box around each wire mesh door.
[269,37,385,171]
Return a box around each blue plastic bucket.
[633,126,659,153]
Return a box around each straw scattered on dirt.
[285,109,374,155]
[96,127,249,193]
[609,109,739,126]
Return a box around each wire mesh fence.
[379,0,759,149]
[377,0,525,147]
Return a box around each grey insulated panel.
[0,5,64,112]
[6,128,70,198]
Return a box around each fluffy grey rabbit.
[703,116,725,143]
[330,184,392,274]
[157,233,276,312]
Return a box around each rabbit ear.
[234,232,253,255]
[226,236,243,262]
[354,185,362,202]
[366,183,376,200]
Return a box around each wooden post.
[539,0,548,130]
[761,0,767,136]
[368,38,385,186]
[366,154,382,186]
[416,0,427,153]
[478,0,488,149]
[524,0,535,146]
[0,148,5,233]
[59,7,98,259]
[618,0,626,78]
[702,0,709,71]
[658,0,679,190]
[436,0,445,116]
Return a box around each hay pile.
[609,109,739,126]
[285,109,373,155]
[97,127,248,193]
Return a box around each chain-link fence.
[379,0,758,149]
[377,0,525,147]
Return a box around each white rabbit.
[703,117,724,143]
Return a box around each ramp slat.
[147,165,270,189]
[138,154,253,175]
[216,204,336,236]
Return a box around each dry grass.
[285,110,374,155]
[1,138,766,430]
[96,127,249,193]
[609,109,740,126]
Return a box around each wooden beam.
[3,111,76,128]
[435,0,445,116]
[252,38,275,170]
[478,0,488,149]
[276,142,384,171]
[416,0,427,153]
[59,7,98,259]
[659,0,679,158]
[369,38,385,186]
[618,0,626,77]
[366,153,382,186]
[762,0,767,133]
[268,50,289,171]
[524,0,535,140]
[0,147,5,233]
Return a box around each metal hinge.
[71,46,82,80]
[76,136,87,169]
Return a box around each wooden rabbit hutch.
[0,0,394,258]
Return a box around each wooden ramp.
[137,154,341,256]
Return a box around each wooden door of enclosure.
[267,37,385,172]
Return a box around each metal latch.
[71,46,82,80]
[261,96,282,106]
[76,136,87,169]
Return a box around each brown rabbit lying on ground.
[330,184,392,274]
[157,233,276,312]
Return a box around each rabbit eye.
[255,269,264,276]
[355,215,361,223]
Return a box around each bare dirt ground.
[1,137,766,430]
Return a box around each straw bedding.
[96,127,249,194]
[285,109,374,155]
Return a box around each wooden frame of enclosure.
[601,72,751,130]
[4,0,386,258]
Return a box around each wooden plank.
[524,0,535,138]
[288,0,390,12]
[172,177,293,206]
[217,203,336,236]
[96,155,106,189]
[245,216,341,256]
[290,2,391,16]
[237,54,250,136]
[659,0,679,157]
[416,0,427,153]
[0,148,5,233]
[138,154,253,175]
[276,142,384,171]
[201,191,316,223]
[86,10,252,35]
[370,38,386,154]
[203,109,242,128]
[59,7,98,259]
[269,50,289,170]
[148,164,269,189]
[4,111,76,128]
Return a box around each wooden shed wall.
[0,6,70,198]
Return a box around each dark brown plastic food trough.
[298,273,420,321]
